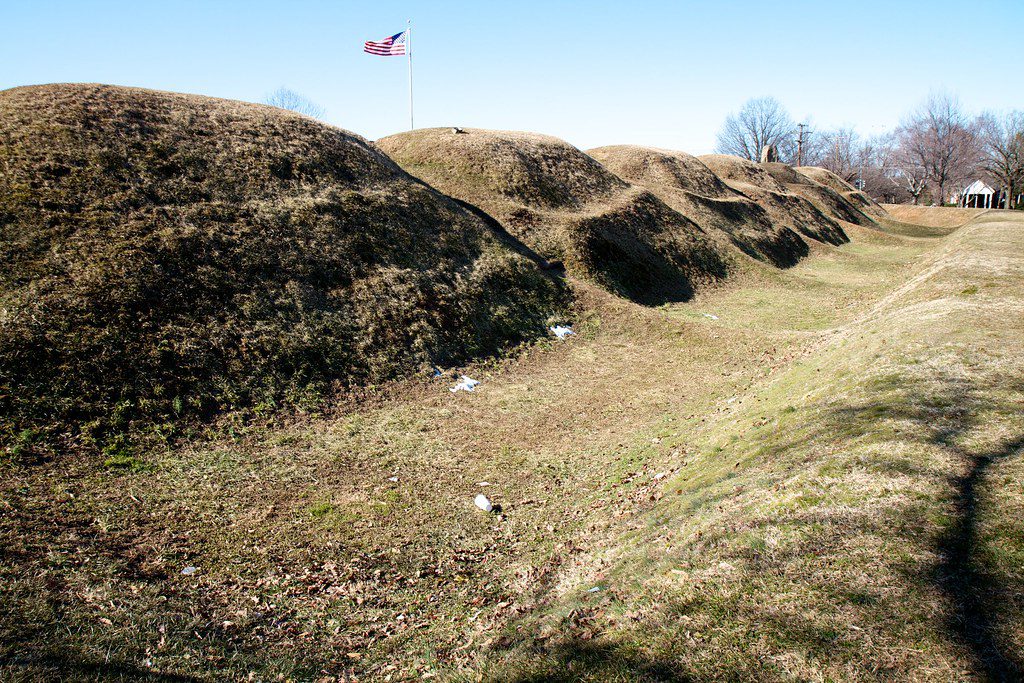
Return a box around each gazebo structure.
[960,180,997,208]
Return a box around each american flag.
[364,31,407,56]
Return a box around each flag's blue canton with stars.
[364,31,407,56]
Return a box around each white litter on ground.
[549,325,574,339]
[450,375,480,393]
[702,313,719,320]
[388,476,399,482]
[477,481,490,487]
[474,494,493,512]
[587,586,604,593]
[181,566,198,576]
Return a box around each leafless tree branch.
[263,87,325,119]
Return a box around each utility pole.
[796,123,810,167]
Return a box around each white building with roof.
[959,180,997,208]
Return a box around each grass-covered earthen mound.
[588,145,810,267]
[880,204,990,237]
[0,85,567,449]
[377,128,728,305]
[699,154,851,246]
[796,166,887,219]
[761,162,880,227]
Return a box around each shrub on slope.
[377,128,728,305]
[589,145,810,267]
[0,85,567,447]
[699,154,850,245]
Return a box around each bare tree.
[816,127,861,182]
[888,160,929,205]
[263,87,325,119]
[885,135,929,205]
[847,133,910,202]
[895,93,980,205]
[977,110,1024,209]
[715,97,796,162]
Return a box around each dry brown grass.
[0,85,567,452]
[588,146,811,267]
[795,167,887,220]
[699,154,852,246]
[4,88,1022,682]
[883,204,990,229]
[761,162,880,226]
[6,206,1020,681]
[377,129,730,305]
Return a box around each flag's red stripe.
[363,30,407,55]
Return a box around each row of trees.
[716,95,1024,207]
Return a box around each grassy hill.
[699,154,851,246]
[3,195,1021,680]
[0,85,567,452]
[883,204,990,230]
[587,145,810,267]
[2,86,1022,682]
[377,129,730,305]
[760,161,878,227]
[795,166,887,220]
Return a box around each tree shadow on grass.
[2,653,203,682]
[935,433,1024,682]
[807,369,1024,680]
[506,638,693,683]
[498,366,1024,681]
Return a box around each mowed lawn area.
[3,210,1022,681]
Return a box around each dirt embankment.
[377,128,731,305]
[699,154,852,245]
[882,204,990,229]
[589,145,811,267]
[760,162,880,227]
[0,85,568,446]
[796,166,888,220]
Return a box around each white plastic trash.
[702,313,719,320]
[450,375,480,393]
[549,325,574,340]
[474,494,493,512]
[181,566,198,576]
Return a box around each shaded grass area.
[939,432,1024,681]
[3,213,1023,681]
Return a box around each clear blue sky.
[3,0,1022,153]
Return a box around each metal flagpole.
[407,19,414,130]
